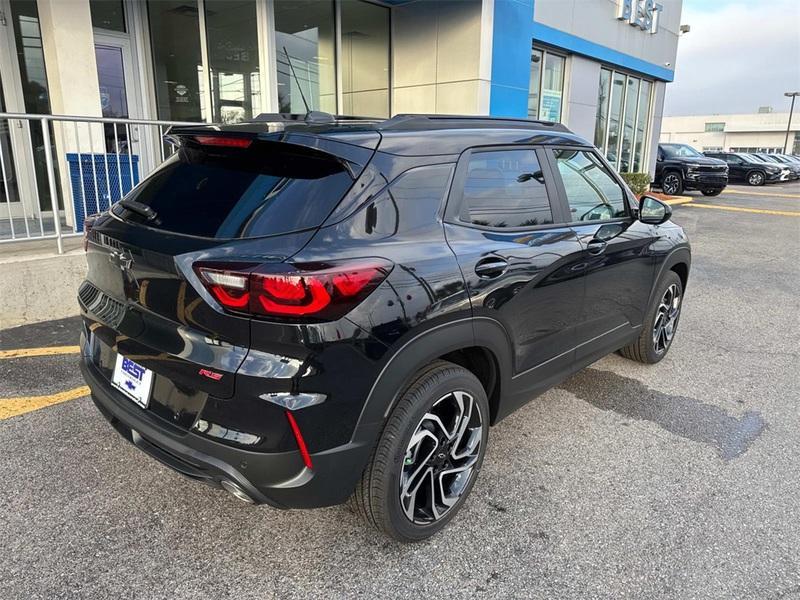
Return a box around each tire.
[747,171,765,186]
[661,171,684,196]
[350,360,489,542]
[619,271,683,364]
[701,188,723,196]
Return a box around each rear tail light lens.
[192,135,252,148]
[193,259,392,321]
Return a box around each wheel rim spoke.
[652,283,681,354]
[399,390,484,524]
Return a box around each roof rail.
[378,113,569,132]
[251,112,382,125]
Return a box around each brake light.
[193,259,392,321]
[193,135,252,148]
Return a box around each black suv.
[79,114,691,541]
[703,151,789,186]
[655,143,728,196]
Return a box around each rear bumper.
[81,356,379,509]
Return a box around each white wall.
[391,0,491,115]
[563,55,602,141]
[661,112,799,152]
[534,0,682,70]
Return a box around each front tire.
[619,271,683,364]
[747,171,765,186]
[350,360,489,542]
[661,171,684,196]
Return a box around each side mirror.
[639,195,672,225]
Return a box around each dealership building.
[660,111,800,155]
[0,0,684,324]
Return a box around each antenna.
[282,46,310,114]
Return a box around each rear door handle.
[586,240,607,255]
[475,257,508,278]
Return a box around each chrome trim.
[259,392,327,410]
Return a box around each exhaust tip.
[221,479,255,504]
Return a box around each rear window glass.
[114,140,354,238]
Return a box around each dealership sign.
[617,0,663,34]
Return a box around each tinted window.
[661,144,703,158]
[460,150,553,228]
[554,150,627,222]
[115,141,353,238]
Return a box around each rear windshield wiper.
[119,199,159,222]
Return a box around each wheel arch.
[353,317,513,436]
[649,247,691,308]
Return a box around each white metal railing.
[0,112,199,254]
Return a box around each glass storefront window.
[274,0,336,114]
[620,76,640,172]
[594,68,611,148]
[632,80,651,171]
[205,0,261,123]
[595,68,652,173]
[605,72,625,168]
[340,0,390,118]
[528,47,565,123]
[540,52,564,122]
[90,0,126,32]
[147,0,205,122]
[528,49,543,119]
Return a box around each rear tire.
[661,171,683,196]
[350,360,489,542]
[619,271,683,364]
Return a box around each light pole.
[785,92,800,154]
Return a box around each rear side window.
[553,149,627,222]
[459,149,554,228]
[115,141,354,238]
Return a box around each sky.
[663,0,800,116]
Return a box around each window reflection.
[341,0,390,117]
[147,0,205,122]
[595,69,653,173]
[274,0,336,113]
[620,76,640,172]
[206,0,261,123]
[528,47,564,123]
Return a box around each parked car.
[751,153,800,180]
[78,113,691,541]
[655,143,728,196]
[703,151,789,186]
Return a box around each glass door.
[0,0,53,233]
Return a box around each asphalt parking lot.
[1,183,799,599]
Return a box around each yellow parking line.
[684,203,800,217]
[725,189,800,199]
[0,345,81,360]
[664,197,694,206]
[0,386,89,420]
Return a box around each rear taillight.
[193,259,392,321]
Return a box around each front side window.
[553,150,627,222]
[460,150,554,228]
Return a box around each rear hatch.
[81,130,375,424]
